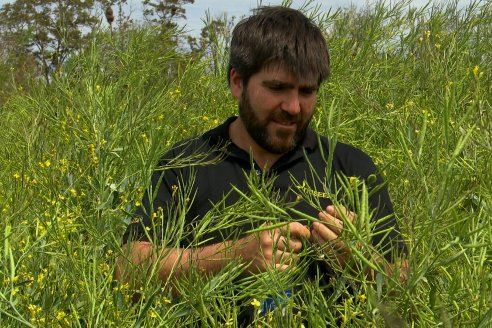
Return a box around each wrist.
[192,239,237,273]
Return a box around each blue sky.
[0,0,475,37]
[125,0,474,36]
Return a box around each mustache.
[271,110,302,124]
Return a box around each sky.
[126,0,475,36]
[0,0,476,37]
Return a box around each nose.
[281,91,301,115]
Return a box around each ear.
[229,68,243,100]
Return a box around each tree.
[188,11,235,75]
[143,0,194,28]
[0,32,40,104]
[101,0,133,34]
[0,0,102,84]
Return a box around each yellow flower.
[141,133,149,143]
[56,311,66,321]
[250,298,261,308]
[28,304,42,316]
[11,287,19,296]
[6,275,20,284]
[473,65,479,77]
[36,269,48,286]
[59,158,69,173]
[171,184,178,197]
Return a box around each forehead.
[256,64,318,86]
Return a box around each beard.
[238,90,311,154]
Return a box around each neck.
[229,118,282,170]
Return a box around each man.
[116,5,407,321]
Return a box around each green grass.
[0,0,491,326]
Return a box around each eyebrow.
[262,80,293,87]
[262,80,318,90]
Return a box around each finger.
[272,235,304,254]
[271,228,288,249]
[312,221,338,244]
[273,263,290,272]
[272,234,288,251]
[281,222,311,240]
[325,205,356,223]
[273,250,299,266]
[287,238,304,253]
[311,224,347,254]
[275,223,309,253]
[318,211,343,236]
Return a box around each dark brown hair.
[228,6,330,86]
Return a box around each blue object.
[260,289,292,314]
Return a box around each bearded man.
[117,5,407,323]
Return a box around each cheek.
[252,93,278,114]
[301,100,316,119]
[302,95,317,109]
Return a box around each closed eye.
[265,82,287,91]
[299,87,317,96]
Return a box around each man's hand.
[237,222,311,275]
[310,205,356,267]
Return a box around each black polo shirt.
[123,116,406,260]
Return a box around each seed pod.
[105,6,114,25]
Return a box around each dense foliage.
[0,0,490,326]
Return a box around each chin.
[266,138,296,154]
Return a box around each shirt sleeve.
[335,143,408,261]
[121,165,179,245]
[367,172,408,261]
[120,132,200,247]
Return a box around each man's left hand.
[310,205,356,267]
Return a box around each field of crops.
[1,0,491,326]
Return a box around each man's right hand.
[116,222,311,294]
[236,222,311,274]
